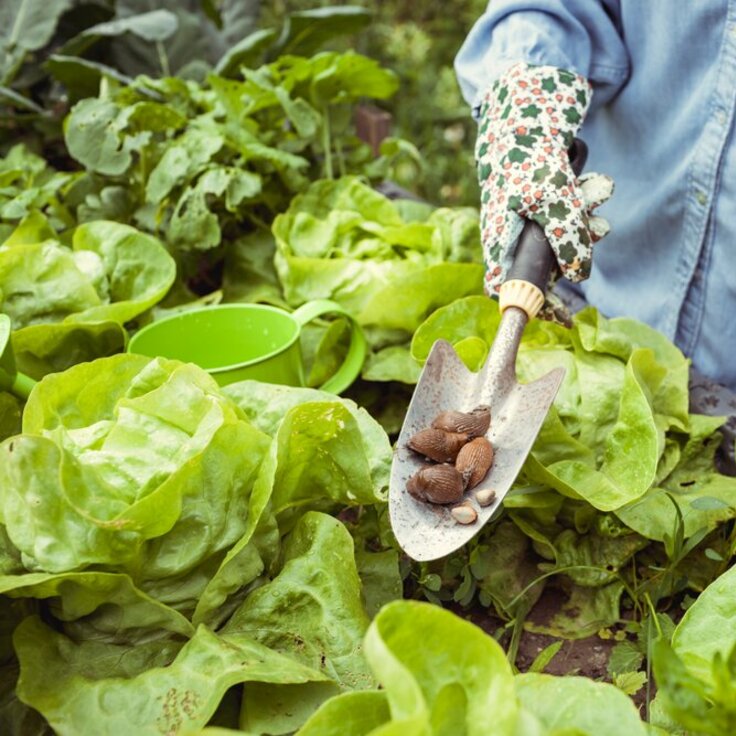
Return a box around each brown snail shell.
[431,405,491,438]
[407,428,469,463]
[406,464,465,505]
[456,437,494,490]
[451,501,478,525]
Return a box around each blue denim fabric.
[456,1,736,390]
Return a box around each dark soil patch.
[452,586,653,714]
[456,589,616,680]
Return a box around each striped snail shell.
[407,428,468,463]
[456,437,494,490]
[406,464,465,505]
[431,405,491,438]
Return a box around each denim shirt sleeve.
[455,0,631,117]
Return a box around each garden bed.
[1,3,735,735]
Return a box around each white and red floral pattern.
[476,62,614,298]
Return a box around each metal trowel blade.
[389,337,564,561]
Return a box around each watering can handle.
[291,299,367,395]
[500,138,588,319]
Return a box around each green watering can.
[128,300,366,394]
[0,315,35,399]
[1,300,365,399]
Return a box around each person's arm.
[456,2,626,307]
[455,0,630,117]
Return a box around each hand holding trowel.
[389,138,604,561]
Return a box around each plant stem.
[335,135,346,177]
[506,606,529,671]
[322,106,333,179]
[506,564,623,610]
[156,41,171,77]
[643,593,661,723]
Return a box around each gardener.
[455,1,736,394]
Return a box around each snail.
[431,405,491,439]
[455,437,494,490]
[406,464,465,505]
[407,428,468,463]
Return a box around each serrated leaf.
[614,670,647,696]
[608,640,644,676]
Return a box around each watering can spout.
[0,314,36,400]
[9,371,35,400]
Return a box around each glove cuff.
[477,62,592,160]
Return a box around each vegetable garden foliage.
[3,354,733,736]
[1,4,736,735]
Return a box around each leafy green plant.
[54,51,400,285]
[652,564,736,734]
[273,176,483,368]
[390,296,736,648]
[294,600,647,735]
[0,359,393,733]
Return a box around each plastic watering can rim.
[128,303,301,374]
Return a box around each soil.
[457,588,616,679]
[453,586,652,713]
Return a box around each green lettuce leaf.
[224,381,390,526]
[273,177,483,333]
[0,570,194,640]
[226,512,374,733]
[515,673,647,736]
[1,356,271,621]
[525,582,624,639]
[12,320,126,380]
[0,220,175,328]
[670,563,736,686]
[616,415,736,541]
[362,600,519,735]
[354,548,403,619]
[295,690,390,736]
[14,617,328,736]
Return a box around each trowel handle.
[500,138,588,318]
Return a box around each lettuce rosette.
[0,215,176,440]
[273,177,484,332]
[0,355,392,734]
[0,213,175,379]
[408,296,736,638]
[272,176,484,384]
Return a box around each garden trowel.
[389,139,587,561]
[0,314,35,399]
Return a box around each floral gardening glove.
[476,62,614,310]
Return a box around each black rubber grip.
[506,138,588,292]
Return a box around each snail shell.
[406,464,465,505]
[431,405,491,438]
[407,428,468,463]
[456,437,494,490]
[451,501,478,525]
